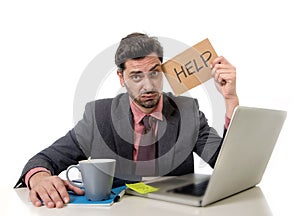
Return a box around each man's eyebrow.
[128,71,143,75]
[129,64,161,75]
[149,64,161,71]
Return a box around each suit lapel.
[157,95,180,175]
[111,94,135,174]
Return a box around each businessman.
[15,32,239,208]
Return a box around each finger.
[217,74,234,85]
[212,63,234,72]
[218,75,226,85]
[215,71,235,83]
[46,184,66,208]
[211,63,233,78]
[214,79,222,89]
[33,186,55,208]
[64,180,85,195]
[215,73,226,86]
[211,56,223,68]
[213,67,236,81]
[213,69,227,82]
[52,179,71,205]
[29,189,43,207]
[212,56,230,66]
[47,180,69,208]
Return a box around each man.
[15,33,239,208]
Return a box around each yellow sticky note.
[126,182,159,194]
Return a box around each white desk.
[3,187,273,216]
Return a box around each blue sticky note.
[68,186,127,206]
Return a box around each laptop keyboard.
[171,180,209,196]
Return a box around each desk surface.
[2,187,274,216]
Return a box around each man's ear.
[117,70,125,87]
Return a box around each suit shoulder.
[94,98,114,106]
[81,98,114,118]
[164,92,198,105]
[88,93,128,115]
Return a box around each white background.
[0,0,299,214]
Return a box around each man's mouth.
[141,92,158,99]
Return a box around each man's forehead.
[124,55,161,72]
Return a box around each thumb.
[64,179,85,195]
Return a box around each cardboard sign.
[162,38,217,96]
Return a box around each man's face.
[117,54,163,111]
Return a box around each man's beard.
[131,91,160,108]
[126,88,161,109]
[135,94,160,108]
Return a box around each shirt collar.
[130,95,163,124]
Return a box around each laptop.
[126,106,287,206]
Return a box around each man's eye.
[150,71,159,77]
[131,75,142,81]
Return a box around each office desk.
[3,187,272,216]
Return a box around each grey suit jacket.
[15,92,224,188]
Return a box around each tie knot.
[142,115,154,132]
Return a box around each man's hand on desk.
[29,172,84,208]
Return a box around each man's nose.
[142,76,154,91]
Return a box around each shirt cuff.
[25,167,51,189]
[225,115,231,129]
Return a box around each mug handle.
[66,165,84,188]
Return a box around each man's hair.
[115,32,163,73]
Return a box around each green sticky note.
[126,182,159,194]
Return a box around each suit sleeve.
[14,102,95,188]
[193,103,227,168]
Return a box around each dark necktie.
[135,115,156,176]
